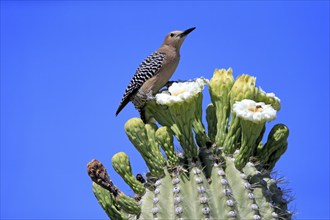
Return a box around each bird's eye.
[170,33,175,37]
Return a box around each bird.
[115,27,196,122]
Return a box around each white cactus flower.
[156,78,209,105]
[233,99,276,123]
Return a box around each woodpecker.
[116,27,196,122]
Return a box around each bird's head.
[163,27,196,50]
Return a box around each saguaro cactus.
[87,68,292,219]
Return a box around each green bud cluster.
[87,69,292,220]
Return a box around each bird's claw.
[146,90,156,101]
[164,81,175,88]
[165,80,183,88]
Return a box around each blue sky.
[1,1,329,219]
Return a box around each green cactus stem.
[92,183,128,220]
[234,119,266,170]
[87,70,292,220]
[223,74,258,154]
[155,126,179,167]
[146,98,198,159]
[209,68,234,147]
[112,152,146,195]
[192,91,211,148]
[233,99,277,170]
[124,118,165,177]
[87,160,141,218]
[145,78,209,159]
[206,103,217,142]
[256,124,289,170]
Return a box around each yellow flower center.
[248,105,263,113]
[171,89,186,96]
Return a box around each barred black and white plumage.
[115,27,196,122]
[115,51,165,116]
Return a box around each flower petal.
[233,99,276,123]
[156,78,209,105]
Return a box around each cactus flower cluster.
[87,68,292,219]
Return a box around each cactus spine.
[87,68,292,219]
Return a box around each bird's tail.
[138,108,147,123]
[115,99,130,116]
[116,100,148,124]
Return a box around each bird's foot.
[159,80,184,93]
[164,80,184,88]
[164,80,175,88]
[146,90,156,101]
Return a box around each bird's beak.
[179,27,196,38]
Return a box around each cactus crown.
[87,68,292,220]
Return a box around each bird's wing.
[115,51,165,116]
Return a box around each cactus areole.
[87,68,292,220]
